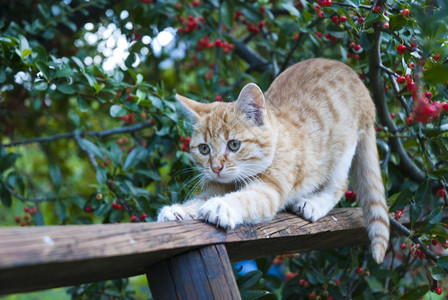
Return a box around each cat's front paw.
[157,204,198,222]
[198,198,242,229]
[292,199,327,222]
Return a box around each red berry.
[383,22,389,28]
[111,203,118,209]
[116,204,123,210]
[400,243,407,249]
[406,117,414,125]
[14,215,21,223]
[405,74,413,83]
[402,9,410,18]
[442,102,448,112]
[435,287,442,295]
[24,207,30,213]
[353,54,359,60]
[395,210,403,220]
[318,10,324,18]
[299,279,305,285]
[85,205,93,213]
[397,44,407,54]
[354,44,361,51]
[434,54,440,61]
[259,6,266,14]
[326,0,332,6]
[355,267,363,275]
[316,32,322,38]
[432,239,438,246]
[304,280,310,287]
[109,181,115,187]
[309,293,316,299]
[331,16,339,24]
[140,213,147,221]
[327,297,334,300]
[358,17,364,24]
[340,15,347,22]
[437,189,446,198]
[191,0,200,7]
[390,113,396,119]
[424,91,432,100]
[397,76,406,84]
[345,190,356,202]
[408,62,416,69]
[130,216,138,222]
[215,95,222,101]
[373,6,381,13]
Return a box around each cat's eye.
[227,140,241,151]
[198,144,210,155]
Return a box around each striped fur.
[157,58,390,263]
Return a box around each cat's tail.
[351,125,390,263]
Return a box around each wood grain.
[0,208,367,295]
[146,244,241,300]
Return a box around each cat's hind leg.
[288,142,357,222]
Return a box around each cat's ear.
[175,94,209,123]
[235,83,266,126]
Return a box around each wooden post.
[146,244,241,300]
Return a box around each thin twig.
[2,122,154,147]
[390,217,440,263]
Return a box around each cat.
[157,58,390,263]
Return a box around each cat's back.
[265,58,374,127]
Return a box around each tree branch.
[390,217,440,263]
[2,122,154,147]
[368,9,426,183]
[232,37,271,73]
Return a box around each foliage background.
[1,0,448,299]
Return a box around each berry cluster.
[15,206,38,226]
[177,15,205,34]
[179,136,191,152]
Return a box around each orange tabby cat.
[157,58,390,263]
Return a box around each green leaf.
[110,105,128,117]
[77,139,103,159]
[49,164,62,191]
[364,13,380,26]
[0,67,6,83]
[77,98,89,112]
[423,65,448,84]
[36,61,51,80]
[55,201,67,221]
[430,265,446,281]
[409,201,421,227]
[57,84,75,94]
[54,66,73,78]
[389,188,412,212]
[415,179,431,206]
[0,152,21,172]
[123,147,147,171]
[399,285,429,300]
[221,0,234,28]
[236,270,263,290]
[34,81,48,91]
[389,14,407,32]
[72,56,84,70]
[0,182,12,207]
[96,167,107,185]
[428,207,444,224]
[94,203,110,217]
[359,30,373,50]
[437,256,448,269]
[282,3,300,19]
[21,48,32,58]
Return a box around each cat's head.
[177,83,276,184]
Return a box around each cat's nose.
[211,165,224,175]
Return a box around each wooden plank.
[146,244,241,300]
[0,208,368,295]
